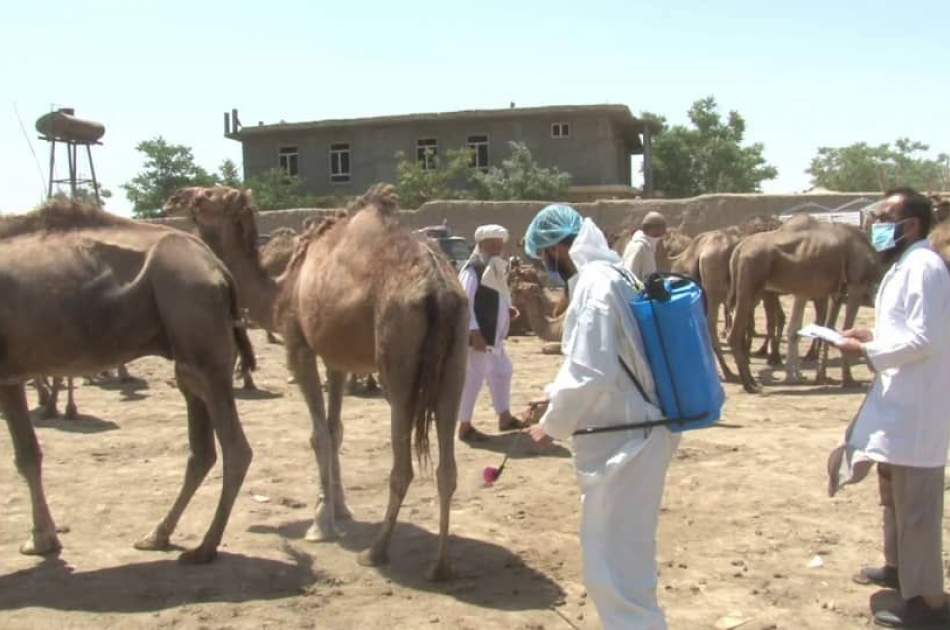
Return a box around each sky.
[2,0,948,215]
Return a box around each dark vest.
[463,260,500,345]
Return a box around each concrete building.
[224,104,657,202]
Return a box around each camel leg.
[804,298,828,362]
[180,363,252,564]
[365,373,380,394]
[770,295,786,366]
[287,340,339,542]
[707,295,735,381]
[358,397,413,568]
[64,377,77,420]
[326,369,352,520]
[135,381,217,553]
[816,298,843,385]
[729,293,761,393]
[45,377,62,419]
[117,364,132,382]
[427,348,464,582]
[0,384,61,555]
[785,296,806,383]
[839,293,862,387]
[34,377,57,419]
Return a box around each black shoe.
[874,597,949,628]
[854,565,900,589]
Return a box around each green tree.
[645,97,778,197]
[122,137,217,218]
[242,168,311,210]
[807,139,950,192]
[394,147,474,208]
[218,159,242,187]
[471,142,571,201]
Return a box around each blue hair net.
[523,204,583,259]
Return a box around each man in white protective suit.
[457,224,525,442]
[523,204,679,630]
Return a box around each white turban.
[473,224,509,243]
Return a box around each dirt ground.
[1,305,946,629]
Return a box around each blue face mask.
[871,220,907,252]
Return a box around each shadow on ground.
[0,547,321,613]
[249,518,564,612]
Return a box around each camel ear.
[242,188,255,207]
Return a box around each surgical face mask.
[871,219,908,252]
[645,234,663,248]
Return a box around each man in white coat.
[457,224,524,442]
[831,189,950,628]
[523,204,679,630]
[622,211,667,281]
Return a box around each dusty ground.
[0,306,946,629]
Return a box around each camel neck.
[222,248,281,332]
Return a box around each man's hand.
[469,330,488,352]
[509,306,521,321]
[842,328,873,343]
[835,337,866,356]
[528,424,553,447]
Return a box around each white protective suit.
[458,254,513,423]
[539,218,679,629]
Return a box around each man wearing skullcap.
[457,224,524,442]
[622,211,667,282]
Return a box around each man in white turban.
[457,224,524,442]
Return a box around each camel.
[0,198,253,562]
[253,225,380,394]
[668,216,788,380]
[511,282,564,352]
[166,184,467,579]
[728,217,880,392]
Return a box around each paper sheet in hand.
[798,324,845,346]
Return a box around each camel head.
[164,186,259,261]
[346,183,400,217]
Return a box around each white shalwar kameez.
[457,259,513,423]
[539,219,679,629]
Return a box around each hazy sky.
[2,0,947,215]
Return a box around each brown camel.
[0,198,253,562]
[166,184,467,579]
[671,227,743,379]
[728,218,880,392]
[259,227,298,277]
[509,279,565,354]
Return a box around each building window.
[278,146,299,176]
[329,143,350,183]
[551,122,570,138]
[467,134,489,169]
[416,138,438,170]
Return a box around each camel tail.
[224,271,257,373]
[410,290,464,466]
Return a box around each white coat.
[622,230,658,282]
[539,218,679,630]
[849,240,950,468]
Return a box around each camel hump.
[348,183,399,216]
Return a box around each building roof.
[227,104,657,150]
